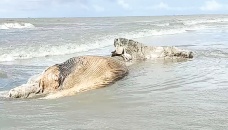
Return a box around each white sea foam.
[184,18,228,26]
[124,26,205,38]
[0,25,205,62]
[0,91,8,98]
[0,22,35,29]
[157,23,170,27]
[0,38,114,62]
[0,16,217,62]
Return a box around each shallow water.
[0,15,228,130]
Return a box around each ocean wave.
[184,18,228,26]
[154,18,228,27]
[0,91,8,98]
[156,23,170,27]
[125,25,205,38]
[0,22,35,30]
[196,49,228,58]
[0,25,205,62]
[0,38,113,62]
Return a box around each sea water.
[0,15,228,130]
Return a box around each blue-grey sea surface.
[0,15,228,130]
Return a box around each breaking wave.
[183,18,228,26]
[0,25,205,62]
[0,91,8,98]
[149,18,228,27]
[0,38,113,62]
[196,49,228,59]
[0,22,35,30]
[0,16,226,62]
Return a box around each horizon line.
[0,13,227,19]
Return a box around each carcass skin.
[111,38,193,61]
[8,56,128,99]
